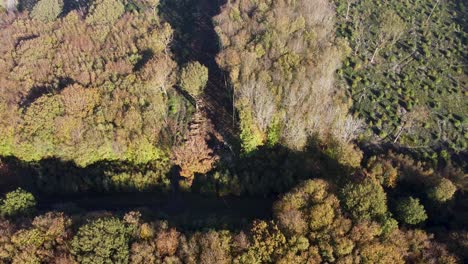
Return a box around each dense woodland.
[0,0,466,263]
[0,179,462,263]
[0,0,185,167]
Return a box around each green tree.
[341,179,388,221]
[395,197,427,225]
[179,61,209,101]
[30,0,63,22]
[71,218,131,264]
[427,178,457,202]
[0,188,36,217]
[86,0,125,25]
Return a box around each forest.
[0,0,466,263]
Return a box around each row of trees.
[0,178,462,263]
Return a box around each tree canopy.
[179,61,209,99]
[30,0,63,22]
[0,188,36,218]
[0,0,465,262]
[71,218,131,263]
[395,197,428,225]
[428,178,457,202]
[341,179,388,221]
[0,4,190,167]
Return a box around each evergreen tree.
[395,197,427,225]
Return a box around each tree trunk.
[370,46,380,64]
[393,126,406,143]
[426,0,440,24]
[346,2,351,20]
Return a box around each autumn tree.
[173,126,218,180]
[30,0,63,22]
[0,188,36,218]
[366,156,399,188]
[0,5,182,172]
[8,212,73,262]
[198,231,231,264]
[273,179,413,262]
[0,178,461,262]
[274,179,330,236]
[236,220,286,263]
[0,219,16,261]
[155,227,180,258]
[214,0,361,152]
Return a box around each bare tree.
[333,114,365,144]
[425,0,442,24]
[370,10,406,64]
[394,106,429,143]
[239,80,276,133]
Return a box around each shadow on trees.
[0,137,355,229]
[159,0,226,66]
[2,140,464,231]
[193,138,354,197]
[0,137,351,196]
[0,157,174,194]
[358,140,468,171]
